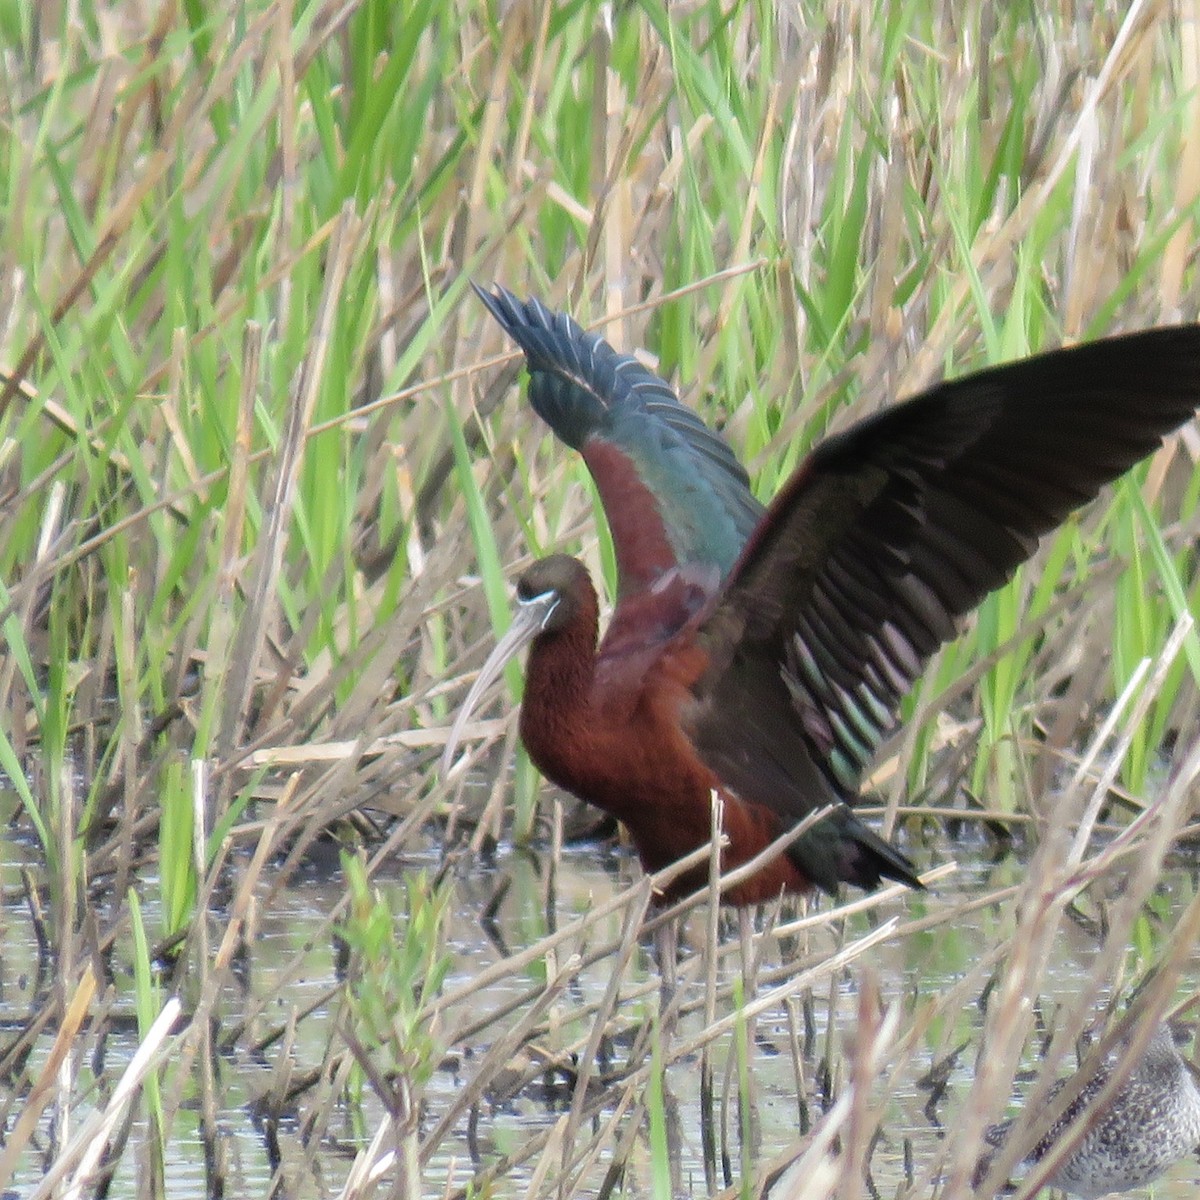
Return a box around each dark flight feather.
[688,327,1200,884]
[473,284,763,596]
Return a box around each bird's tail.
[789,805,923,894]
[839,813,924,891]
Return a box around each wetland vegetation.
[1,2,1200,1197]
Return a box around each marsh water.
[3,812,1200,1199]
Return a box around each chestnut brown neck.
[518,573,601,782]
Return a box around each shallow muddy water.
[3,817,1200,1198]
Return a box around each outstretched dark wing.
[687,325,1200,878]
[475,285,764,601]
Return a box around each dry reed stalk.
[26,993,180,1200]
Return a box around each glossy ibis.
[444,286,1200,904]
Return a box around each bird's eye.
[517,583,557,607]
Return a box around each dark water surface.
[3,821,1199,1198]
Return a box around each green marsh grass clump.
[339,859,451,1099]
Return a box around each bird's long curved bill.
[440,595,555,776]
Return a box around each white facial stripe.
[517,588,561,631]
[518,588,557,607]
